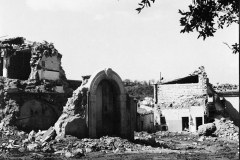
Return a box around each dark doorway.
[182,117,189,131]
[96,80,119,137]
[0,57,3,76]
[161,116,166,124]
[196,117,203,130]
[140,121,143,131]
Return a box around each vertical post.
[153,84,158,104]
[2,49,8,77]
[160,72,161,84]
[86,91,90,134]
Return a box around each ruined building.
[153,67,215,132]
[0,37,136,140]
[0,37,70,132]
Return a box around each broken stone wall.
[0,77,71,132]
[154,67,209,132]
[54,86,88,139]
[157,83,206,104]
[156,67,208,110]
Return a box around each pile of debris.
[0,126,150,159]
[213,118,239,141]
[197,118,239,141]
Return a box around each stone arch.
[87,68,126,138]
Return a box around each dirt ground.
[0,130,238,160]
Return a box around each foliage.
[136,0,155,13]
[136,0,239,54]
[123,79,153,99]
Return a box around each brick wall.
[157,83,207,103]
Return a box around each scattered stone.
[65,151,73,158]
[27,143,39,151]
[213,119,239,140]
[18,147,26,152]
[198,136,205,142]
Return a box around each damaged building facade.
[0,37,69,132]
[0,37,136,140]
[153,67,214,132]
[54,68,137,140]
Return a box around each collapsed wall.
[156,66,208,111]
[154,66,209,132]
[0,37,72,132]
[54,81,88,139]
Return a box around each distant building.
[136,106,154,132]
[140,97,154,106]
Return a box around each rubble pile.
[196,118,239,140]
[213,118,239,141]
[54,86,88,139]
[0,128,238,159]
[0,127,152,159]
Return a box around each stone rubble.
[213,118,239,141]
[198,123,217,136]
[196,118,239,141]
[0,125,238,159]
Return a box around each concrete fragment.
[28,130,36,141]
[41,126,56,142]
[65,151,73,158]
[197,136,205,141]
[27,143,39,151]
[198,123,216,136]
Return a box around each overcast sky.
[0,0,238,84]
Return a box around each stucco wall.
[161,108,189,132]
[161,106,205,132]
[137,113,154,132]
[224,97,239,126]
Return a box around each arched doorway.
[96,80,120,137]
[88,68,127,138]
